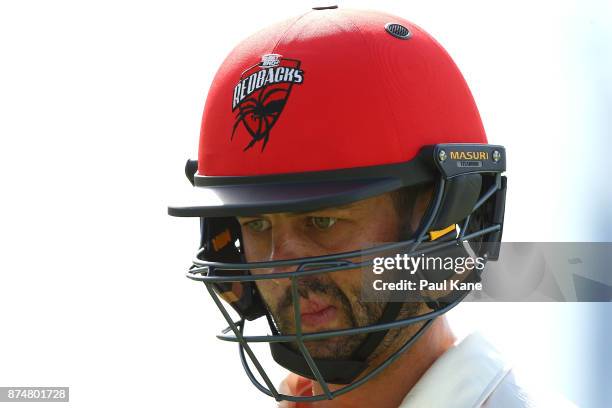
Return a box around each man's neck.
[308,317,456,408]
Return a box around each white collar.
[399,332,511,408]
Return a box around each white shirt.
[278,332,576,407]
[399,332,576,408]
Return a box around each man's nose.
[268,230,314,274]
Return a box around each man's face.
[237,193,406,359]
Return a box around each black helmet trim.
[168,144,505,218]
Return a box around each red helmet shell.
[198,8,486,177]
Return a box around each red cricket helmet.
[169,6,507,402]
[169,7,494,217]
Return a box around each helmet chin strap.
[267,299,406,385]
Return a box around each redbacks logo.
[232,54,304,151]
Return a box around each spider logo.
[232,87,288,152]
[231,57,303,152]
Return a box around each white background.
[1,1,611,407]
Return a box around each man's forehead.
[240,194,390,218]
[287,201,359,216]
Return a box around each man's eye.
[310,216,337,230]
[245,219,271,232]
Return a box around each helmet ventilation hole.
[385,23,412,40]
